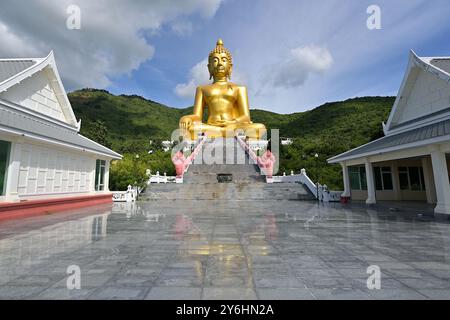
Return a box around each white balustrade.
[112,184,139,202]
[268,168,343,202]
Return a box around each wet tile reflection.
[0,200,449,299]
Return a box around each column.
[104,160,110,192]
[4,141,21,202]
[365,158,376,204]
[430,149,450,215]
[90,158,97,193]
[421,156,436,204]
[340,162,351,198]
[391,161,401,201]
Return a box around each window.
[95,159,106,191]
[349,166,367,190]
[374,166,393,190]
[399,167,409,190]
[0,140,11,196]
[398,166,426,191]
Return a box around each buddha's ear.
[207,62,214,80]
[228,65,233,80]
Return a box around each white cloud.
[269,45,334,89]
[174,59,209,99]
[0,0,224,90]
[175,58,248,100]
[0,22,40,57]
[171,20,194,36]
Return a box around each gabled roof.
[384,50,450,135]
[328,50,450,164]
[0,102,121,159]
[0,52,79,129]
[328,118,450,163]
[0,59,37,83]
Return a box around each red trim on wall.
[0,194,112,222]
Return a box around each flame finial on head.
[209,38,232,64]
[208,38,233,80]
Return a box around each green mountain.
[68,89,394,189]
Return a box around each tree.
[87,120,110,148]
[109,154,148,191]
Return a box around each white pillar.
[4,141,21,202]
[365,158,376,204]
[421,157,436,204]
[104,160,110,192]
[391,161,401,201]
[340,162,351,197]
[90,158,97,192]
[430,149,450,214]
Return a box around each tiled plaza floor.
[0,200,449,300]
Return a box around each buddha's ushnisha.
[179,39,266,140]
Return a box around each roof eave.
[0,52,79,128]
[328,133,450,164]
[77,133,123,159]
[0,125,122,160]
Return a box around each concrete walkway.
[0,200,449,300]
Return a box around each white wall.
[393,67,450,126]
[0,69,66,122]
[17,142,96,196]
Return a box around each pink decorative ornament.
[257,150,276,178]
[172,151,186,178]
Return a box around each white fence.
[112,185,139,202]
[269,169,343,202]
[147,171,177,184]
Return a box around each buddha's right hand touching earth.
[180,115,200,130]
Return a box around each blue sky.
[1,0,450,113]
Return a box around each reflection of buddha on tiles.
[180,39,266,140]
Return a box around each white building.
[328,50,450,215]
[161,140,173,152]
[0,52,121,213]
[281,137,293,146]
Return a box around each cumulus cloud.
[0,0,223,89]
[175,58,248,100]
[170,20,194,36]
[269,45,333,88]
[174,59,210,99]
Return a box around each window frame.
[349,166,367,191]
[374,166,393,191]
[398,166,425,191]
[95,159,106,191]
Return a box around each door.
[0,140,11,195]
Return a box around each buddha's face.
[208,52,232,80]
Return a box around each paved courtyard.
[0,199,449,300]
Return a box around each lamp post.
[315,153,319,201]
[134,154,140,186]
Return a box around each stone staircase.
[143,138,315,201]
[184,138,264,184]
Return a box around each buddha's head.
[208,38,233,81]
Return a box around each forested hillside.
[69,89,394,189]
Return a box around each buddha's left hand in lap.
[214,119,238,127]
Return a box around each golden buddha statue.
[180,39,266,140]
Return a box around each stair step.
[143,138,314,201]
